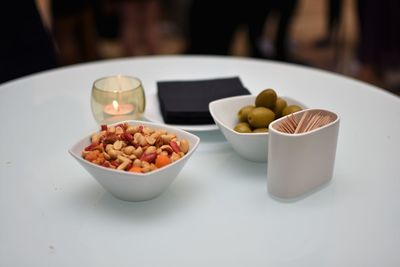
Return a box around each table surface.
[1,56,399,267]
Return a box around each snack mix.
[82,123,189,173]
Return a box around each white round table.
[1,56,399,266]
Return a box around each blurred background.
[2,0,400,95]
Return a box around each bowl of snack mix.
[69,120,200,201]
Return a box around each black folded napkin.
[157,77,250,124]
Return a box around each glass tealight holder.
[91,75,146,124]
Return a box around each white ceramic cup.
[267,109,340,199]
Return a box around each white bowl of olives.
[209,89,306,162]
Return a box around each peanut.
[123,146,135,155]
[179,140,189,153]
[145,135,156,145]
[133,146,143,158]
[108,149,119,159]
[133,159,141,167]
[103,152,111,160]
[117,160,131,171]
[115,126,124,135]
[113,140,123,150]
[91,134,100,144]
[117,155,131,163]
[145,146,157,154]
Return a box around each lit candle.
[91,74,145,124]
[103,100,134,115]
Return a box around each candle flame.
[112,100,119,111]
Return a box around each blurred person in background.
[52,0,99,65]
[314,0,342,48]
[270,0,299,62]
[93,0,120,40]
[0,1,57,83]
[186,0,300,64]
[186,0,272,57]
[119,0,162,56]
[161,0,191,39]
[356,0,400,93]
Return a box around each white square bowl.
[69,120,200,201]
[209,95,306,162]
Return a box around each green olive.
[237,105,255,122]
[234,122,252,133]
[255,88,277,108]
[253,128,268,133]
[273,97,287,118]
[282,105,302,116]
[247,107,275,128]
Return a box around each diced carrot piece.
[85,150,100,161]
[129,166,142,173]
[155,154,171,168]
